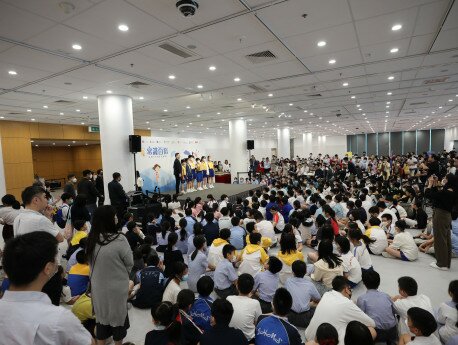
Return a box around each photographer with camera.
[424,173,458,270]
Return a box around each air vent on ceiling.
[245,50,277,64]
[404,111,416,114]
[54,100,76,104]
[8,112,22,115]
[221,105,234,108]
[423,77,448,84]
[247,84,267,92]
[126,81,150,88]
[409,102,427,106]
[158,42,194,58]
[307,93,322,97]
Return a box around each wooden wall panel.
[38,123,64,139]
[32,146,74,180]
[134,129,150,136]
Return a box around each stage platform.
[174,183,262,203]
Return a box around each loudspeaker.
[129,135,141,153]
[247,140,254,150]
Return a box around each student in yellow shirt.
[70,220,88,247]
[201,156,209,190]
[181,159,187,194]
[277,233,304,285]
[238,232,268,276]
[245,222,272,250]
[72,293,95,338]
[188,155,196,192]
[207,155,215,189]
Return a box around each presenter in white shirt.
[0,231,91,345]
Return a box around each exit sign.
[88,125,100,133]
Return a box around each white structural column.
[0,136,6,196]
[277,127,291,158]
[229,119,248,179]
[302,133,313,157]
[98,95,135,202]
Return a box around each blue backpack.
[54,205,69,228]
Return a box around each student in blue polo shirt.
[214,244,238,299]
[285,260,321,328]
[190,276,214,332]
[199,299,248,345]
[255,288,303,345]
[253,256,283,313]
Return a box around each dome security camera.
[176,0,199,17]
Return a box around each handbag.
[63,206,74,240]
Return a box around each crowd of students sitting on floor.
[0,150,457,345]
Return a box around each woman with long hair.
[277,233,304,285]
[163,232,185,278]
[188,235,212,293]
[86,205,133,345]
[311,240,343,295]
[145,302,182,345]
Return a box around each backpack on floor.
[54,204,69,229]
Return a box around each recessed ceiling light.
[31,118,35,121]
[387,92,392,95]
[161,119,165,122]
[237,98,242,101]
[76,109,80,112]
[317,41,326,47]
[0,116,4,119]
[289,103,293,106]
[168,75,176,80]
[27,109,31,112]
[59,112,64,115]
[106,90,112,94]
[386,101,391,104]
[386,105,390,108]
[356,104,360,107]
[82,96,88,99]
[390,48,399,53]
[448,99,453,102]
[186,106,190,109]
[146,121,150,124]
[268,93,273,97]
[234,77,240,82]
[68,144,71,147]
[43,105,48,109]
[163,109,168,112]
[72,44,82,50]
[392,24,402,31]
[197,114,201,117]
[351,96,356,99]
[147,127,151,130]
[8,70,17,75]
[439,106,443,109]
[197,84,203,89]
[118,24,129,31]
[138,96,144,100]
[388,76,394,80]
[342,82,349,86]
[328,59,336,64]
[209,66,216,71]
[81,122,85,125]
[217,112,221,115]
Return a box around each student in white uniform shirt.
[305,276,375,345]
[0,231,91,345]
[398,307,441,345]
[364,217,388,255]
[392,276,434,335]
[437,280,458,344]
[335,236,362,288]
[383,220,418,261]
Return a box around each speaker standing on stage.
[174,153,182,195]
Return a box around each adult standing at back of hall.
[86,205,133,345]
[95,169,104,207]
[77,170,101,217]
[425,173,458,270]
[174,152,182,195]
[108,172,128,221]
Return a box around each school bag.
[54,204,69,228]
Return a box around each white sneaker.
[203,186,208,190]
[182,191,187,194]
[430,262,449,270]
[198,187,203,191]
[210,185,214,188]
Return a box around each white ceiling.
[1,0,458,139]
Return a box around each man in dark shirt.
[95,169,104,207]
[265,195,277,221]
[199,299,248,345]
[108,172,128,220]
[77,170,101,217]
[426,154,440,178]
[412,200,427,230]
[173,153,181,195]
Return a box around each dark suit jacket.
[77,178,100,204]
[174,158,181,177]
[108,180,127,206]
[63,182,76,199]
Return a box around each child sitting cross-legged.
[253,256,283,313]
[238,232,269,276]
[398,307,441,345]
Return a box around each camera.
[176,0,199,17]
